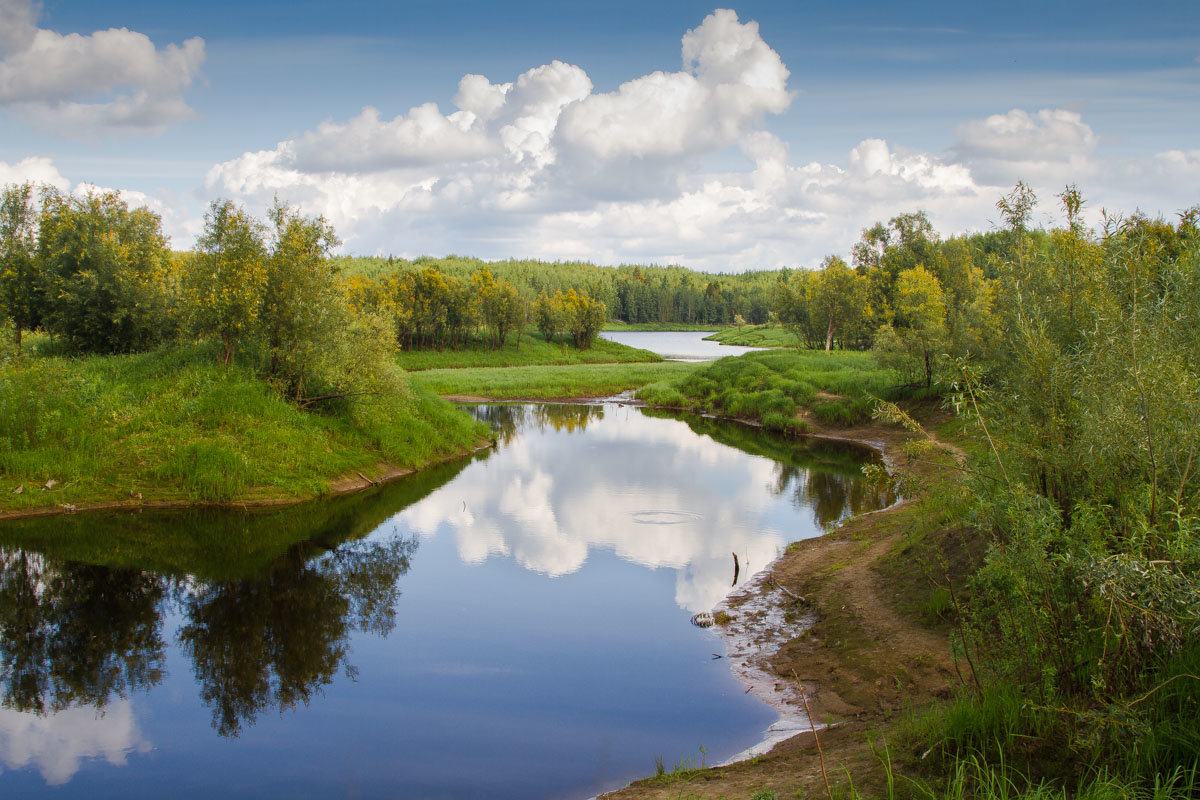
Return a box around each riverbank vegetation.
[0,184,492,512]
[396,332,660,371]
[410,361,696,400]
[617,186,1200,800]
[704,323,798,348]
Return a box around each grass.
[637,349,900,434]
[0,342,489,513]
[704,324,799,348]
[395,331,661,370]
[410,360,698,400]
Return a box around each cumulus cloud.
[949,108,1097,186]
[202,7,1161,268]
[0,155,70,190]
[0,0,204,134]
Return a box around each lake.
[598,330,769,361]
[0,404,893,799]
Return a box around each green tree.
[185,199,268,365]
[260,200,342,397]
[810,256,866,351]
[0,182,45,358]
[874,265,948,388]
[37,188,173,354]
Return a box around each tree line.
[0,185,611,405]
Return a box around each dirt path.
[601,419,962,800]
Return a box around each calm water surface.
[0,405,892,799]
[598,330,769,361]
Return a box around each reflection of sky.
[399,406,836,613]
[0,701,149,785]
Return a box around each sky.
[1,0,1197,271]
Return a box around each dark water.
[0,404,893,799]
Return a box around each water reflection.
[0,550,166,715]
[177,535,416,737]
[408,404,892,613]
[0,532,417,745]
[0,699,149,785]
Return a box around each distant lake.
[599,330,770,361]
[0,404,893,799]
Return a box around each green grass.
[410,360,698,400]
[704,324,799,347]
[602,321,725,332]
[637,349,899,432]
[395,332,661,371]
[0,343,489,512]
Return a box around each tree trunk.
[825,318,834,351]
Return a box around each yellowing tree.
[185,199,267,365]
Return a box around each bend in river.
[0,403,894,799]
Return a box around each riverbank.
[601,410,971,799]
[0,343,493,517]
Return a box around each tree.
[810,256,866,351]
[260,200,341,397]
[37,188,173,354]
[0,182,44,358]
[185,199,268,365]
[875,265,948,388]
[534,291,562,342]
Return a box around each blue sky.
[1,0,1197,269]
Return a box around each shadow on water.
[0,455,478,734]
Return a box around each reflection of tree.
[0,550,166,714]
[177,535,416,737]
[468,403,604,444]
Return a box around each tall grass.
[0,343,488,510]
[637,349,901,432]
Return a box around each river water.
[597,330,769,361]
[0,404,892,799]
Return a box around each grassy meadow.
[410,360,697,400]
[637,349,905,434]
[703,323,798,347]
[0,342,488,513]
[395,331,661,370]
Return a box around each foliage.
[37,188,174,354]
[395,331,659,371]
[0,183,44,358]
[184,199,268,365]
[637,349,897,433]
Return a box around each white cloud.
[0,155,70,190]
[0,0,204,134]
[950,108,1097,186]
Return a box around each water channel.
[0,403,893,798]
[597,330,769,361]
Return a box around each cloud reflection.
[398,405,883,612]
[0,700,149,785]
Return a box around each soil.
[600,414,968,800]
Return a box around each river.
[0,403,892,798]
[597,330,769,361]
